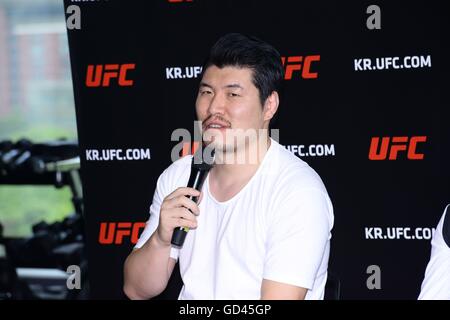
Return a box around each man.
[418,204,450,299]
[123,33,334,300]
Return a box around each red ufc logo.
[181,142,200,157]
[281,55,320,80]
[86,64,135,87]
[98,222,146,245]
[368,136,427,160]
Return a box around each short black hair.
[202,33,284,107]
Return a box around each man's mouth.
[203,120,231,130]
[205,124,229,129]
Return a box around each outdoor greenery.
[0,185,74,237]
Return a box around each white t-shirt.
[418,204,450,300]
[135,138,334,300]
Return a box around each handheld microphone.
[171,144,215,247]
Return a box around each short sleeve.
[134,168,180,260]
[418,204,450,299]
[263,188,333,289]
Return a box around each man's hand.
[155,187,201,246]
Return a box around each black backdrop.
[64,0,448,299]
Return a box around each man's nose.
[207,93,226,115]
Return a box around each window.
[0,0,77,237]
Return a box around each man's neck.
[210,136,271,187]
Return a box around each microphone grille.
[192,143,215,170]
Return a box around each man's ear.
[263,91,279,122]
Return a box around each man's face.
[195,65,269,153]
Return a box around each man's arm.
[261,279,307,300]
[123,187,200,300]
[123,233,177,300]
[262,188,333,300]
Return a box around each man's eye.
[228,93,239,97]
[200,90,212,95]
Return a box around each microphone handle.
[171,169,208,247]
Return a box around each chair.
[324,271,341,300]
